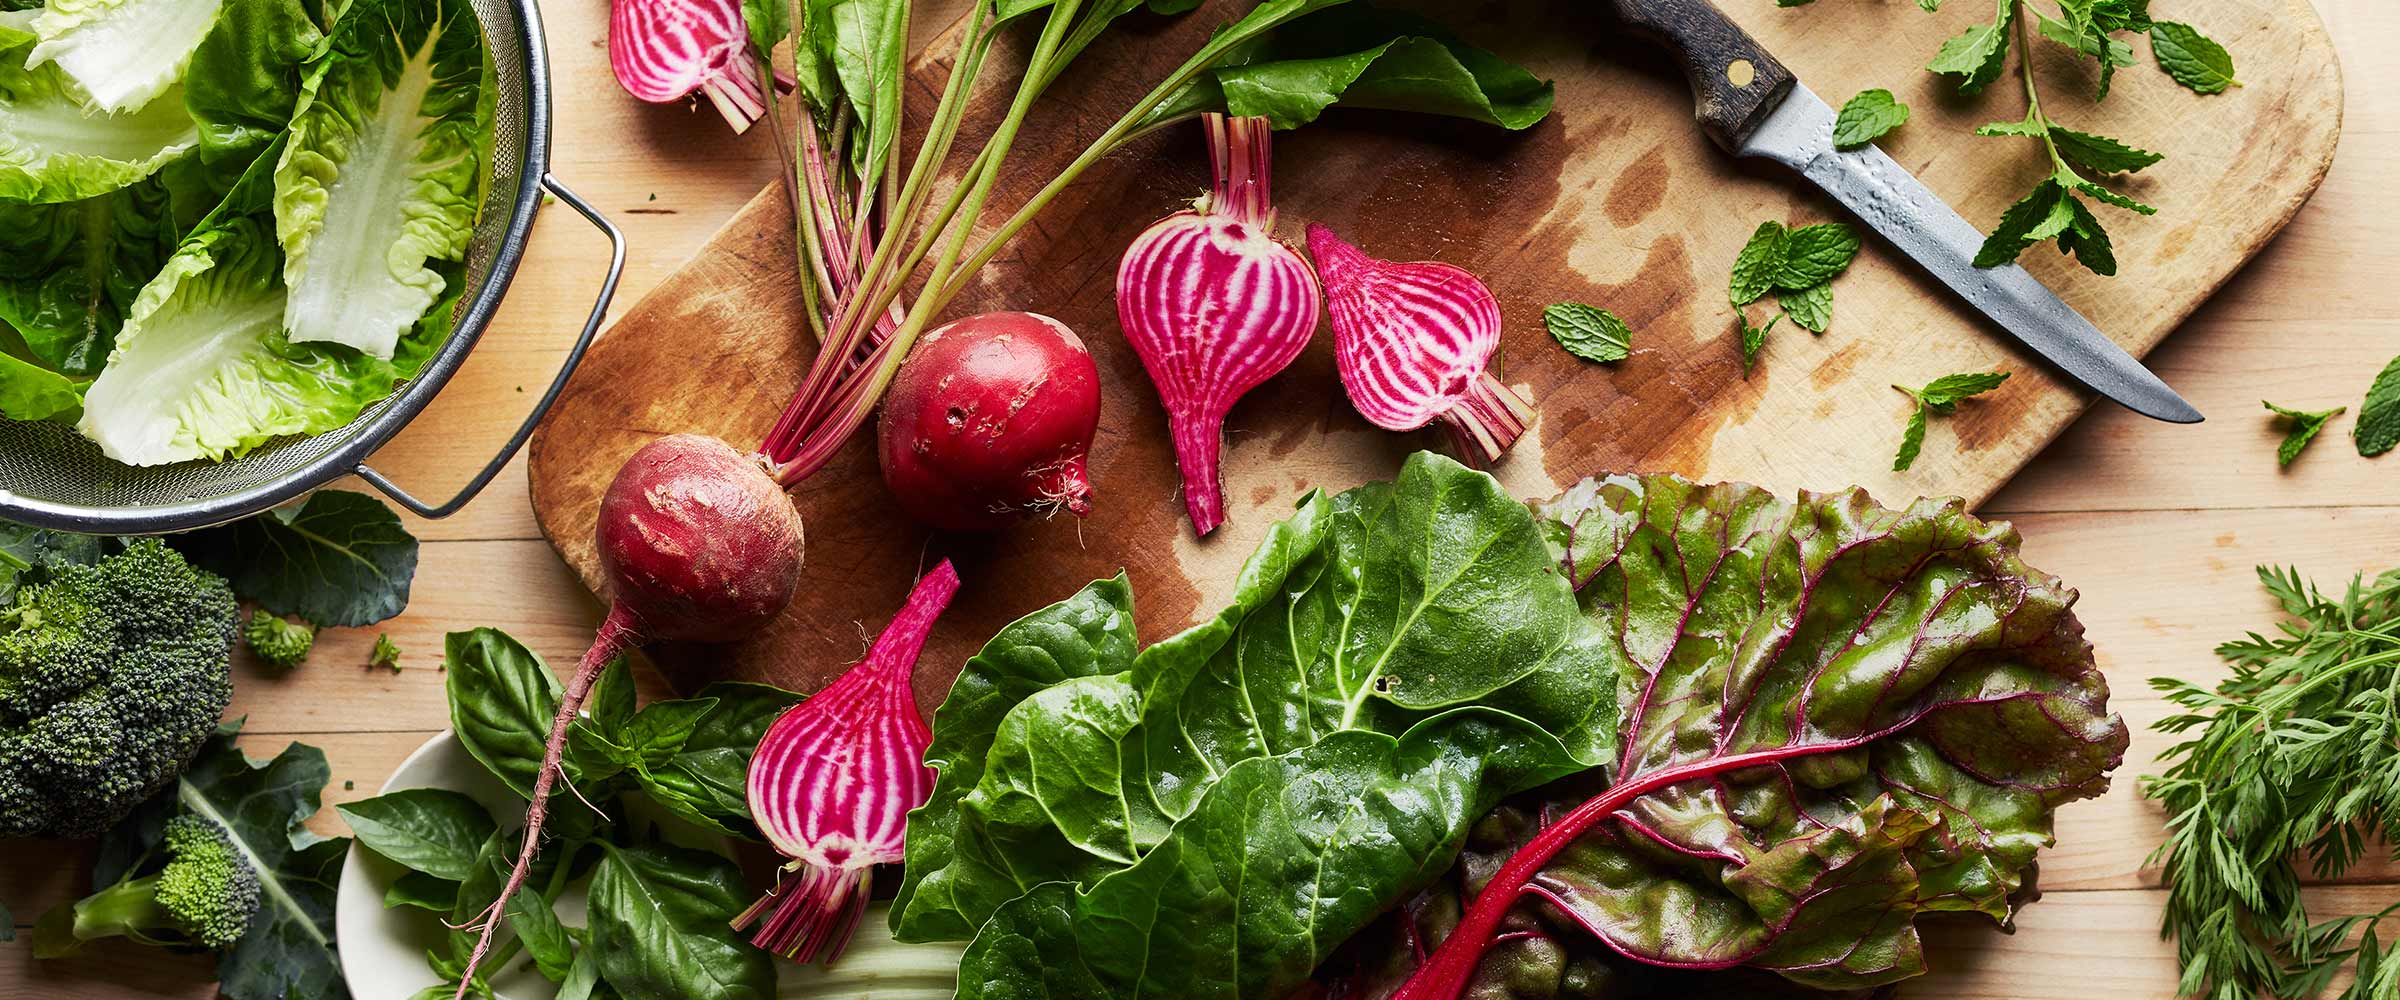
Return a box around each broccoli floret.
[369,632,402,673]
[242,610,315,669]
[0,539,237,838]
[33,815,262,954]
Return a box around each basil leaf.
[1542,302,1630,363]
[448,830,572,984]
[173,490,419,627]
[337,787,496,881]
[383,870,460,912]
[587,842,774,1000]
[1142,5,1550,131]
[623,682,799,839]
[444,628,561,800]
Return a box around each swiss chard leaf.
[896,454,1616,946]
[174,489,419,627]
[1491,475,2125,990]
[1144,5,1552,131]
[955,713,1588,1000]
[585,842,775,1000]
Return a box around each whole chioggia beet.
[1306,224,1535,466]
[877,312,1101,532]
[1116,113,1320,536]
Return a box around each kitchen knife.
[1607,0,2204,424]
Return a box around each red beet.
[876,311,1101,532]
[454,434,804,996]
[598,434,805,640]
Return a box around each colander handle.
[354,176,626,520]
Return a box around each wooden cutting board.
[527,0,2340,703]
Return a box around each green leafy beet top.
[897,452,2127,999]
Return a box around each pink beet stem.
[1208,114,1274,226]
[698,52,768,133]
[1436,372,1535,468]
[864,560,960,669]
[451,602,644,999]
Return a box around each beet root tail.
[450,602,644,999]
[1167,410,1228,536]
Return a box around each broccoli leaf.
[0,518,103,602]
[174,489,419,628]
[272,0,487,359]
[100,725,352,1000]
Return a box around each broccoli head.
[0,539,238,838]
[33,814,263,954]
[242,610,315,669]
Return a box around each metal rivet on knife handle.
[1603,0,1796,151]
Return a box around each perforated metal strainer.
[0,0,624,535]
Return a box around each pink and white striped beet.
[1115,114,1321,536]
[1305,224,1535,467]
[736,561,958,964]
[609,0,767,132]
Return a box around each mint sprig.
[1892,371,2010,470]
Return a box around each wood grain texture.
[526,0,2344,707]
[7,0,2399,995]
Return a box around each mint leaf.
[2057,195,2120,276]
[1893,406,1930,471]
[2151,22,2237,94]
[1894,373,2008,470]
[1927,0,2016,94]
[1729,221,1785,306]
[1737,312,1780,374]
[1779,281,1833,334]
[1976,179,2077,267]
[2050,126,2162,174]
[2264,401,2344,467]
[1917,371,2011,409]
[1833,89,1910,149]
[1544,303,1630,363]
[1974,114,2048,138]
[2356,355,2400,458]
[1771,222,1860,290]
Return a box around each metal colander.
[0,0,625,534]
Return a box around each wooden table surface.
[4,0,2396,996]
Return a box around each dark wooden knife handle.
[1607,0,1796,150]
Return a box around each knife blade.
[1604,0,2201,423]
[1736,85,2201,423]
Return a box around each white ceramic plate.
[335,731,571,1000]
[335,732,961,999]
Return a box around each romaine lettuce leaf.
[0,45,201,203]
[0,156,223,376]
[273,0,487,359]
[0,320,85,420]
[23,0,224,113]
[78,143,408,466]
[181,0,323,161]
